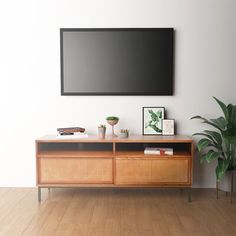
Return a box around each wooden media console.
[36,135,193,202]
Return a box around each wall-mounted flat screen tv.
[60,28,174,95]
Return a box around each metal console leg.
[216,181,219,199]
[38,187,41,202]
[188,188,192,202]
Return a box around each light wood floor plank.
[0,188,235,236]
[0,188,11,198]
[1,189,39,236]
[54,189,97,236]
[22,188,75,236]
[0,188,31,229]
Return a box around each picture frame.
[162,119,175,135]
[142,107,165,135]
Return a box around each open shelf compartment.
[37,142,113,158]
[115,142,192,158]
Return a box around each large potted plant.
[191,97,236,192]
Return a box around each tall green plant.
[191,97,236,181]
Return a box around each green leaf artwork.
[143,107,164,135]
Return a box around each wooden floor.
[0,188,235,236]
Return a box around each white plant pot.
[119,132,129,138]
[98,127,106,139]
[218,171,236,192]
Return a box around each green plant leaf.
[216,159,230,181]
[193,132,215,142]
[213,97,229,122]
[231,106,236,124]
[231,124,236,135]
[200,150,222,164]
[204,130,222,145]
[190,115,204,120]
[205,150,222,163]
[200,155,207,164]
[197,138,212,152]
[193,132,220,148]
[227,104,236,125]
[191,115,222,131]
[222,135,236,145]
[227,104,233,123]
[106,116,119,121]
[210,117,227,131]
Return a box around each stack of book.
[56,127,88,139]
[57,127,85,135]
[144,147,173,155]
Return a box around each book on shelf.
[57,127,85,133]
[57,131,85,136]
[144,147,173,155]
[56,133,89,139]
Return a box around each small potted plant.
[106,116,119,137]
[119,129,129,138]
[191,97,236,195]
[98,124,106,139]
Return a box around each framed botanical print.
[142,107,165,135]
[162,119,175,135]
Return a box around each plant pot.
[119,132,129,138]
[98,127,106,139]
[218,170,236,192]
[107,119,119,137]
[107,119,118,126]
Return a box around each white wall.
[0,0,235,187]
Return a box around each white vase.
[98,127,106,139]
[119,132,129,138]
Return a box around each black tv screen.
[60,28,174,95]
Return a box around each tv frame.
[60,28,174,96]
